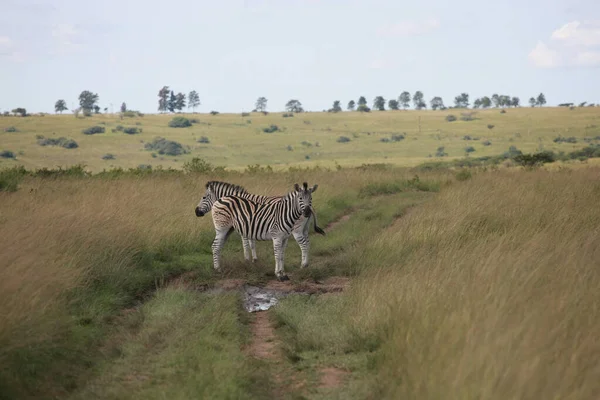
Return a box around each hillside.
[2,107,600,172]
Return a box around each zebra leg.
[242,237,251,261]
[249,239,258,263]
[272,236,289,281]
[294,215,312,268]
[212,227,234,272]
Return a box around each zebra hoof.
[277,275,290,282]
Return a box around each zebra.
[194,181,325,269]
[205,182,318,281]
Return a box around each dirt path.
[324,208,356,231]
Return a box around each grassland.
[1,106,600,172]
[1,108,600,399]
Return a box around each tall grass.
[0,166,447,397]
[348,167,600,399]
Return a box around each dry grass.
[350,167,600,399]
[0,166,446,397]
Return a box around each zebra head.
[195,181,245,217]
[294,182,318,218]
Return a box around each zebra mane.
[205,180,248,194]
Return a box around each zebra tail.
[310,206,326,236]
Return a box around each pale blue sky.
[1,0,599,114]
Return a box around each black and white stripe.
[208,182,318,281]
[195,181,324,269]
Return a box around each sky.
[1,0,600,114]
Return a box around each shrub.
[241,112,250,117]
[37,136,79,149]
[465,146,476,153]
[189,118,199,124]
[391,134,405,142]
[82,126,105,135]
[282,113,294,118]
[263,125,279,133]
[210,111,219,115]
[144,137,189,156]
[337,136,351,143]
[500,109,507,114]
[301,141,313,147]
[197,136,210,144]
[102,153,115,160]
[460,112,476,121]
[123,127,142,134]
[503,145,523,158]
[380,138,390,143]
[455,169,472,181]
[487,124,495,130]
[4,126,18,132]
[122,110,144,118]
[513,151,556,167]
[0,150,16,158]
[435,146,448,157]
[446,115,457,122]
[553,136,577,144]
[168,116,192,128]
[287,145,293,151]
[483,140,492,146]
[183,157,221,174]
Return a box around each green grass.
[1,107,600,172]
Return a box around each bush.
[391,134,405,142]
[435,146,448,157]
[553,136,577,144]
[168,117,192,128]
[446,115,457,122]
[503,145,523,159]
[0,150,16,158]
[189,118,199,124]
[287,145,293,151]
[182,157,224,174]
[337,136,351,143]
[122,110,144,118]
[102,153,115,160]
[482,140,492,146]
[37,136,79,149]
[487,124,495,130]
[123,127,142,134]
[301,141,313,147]
[500,109,507,114]
[144,137,189,156]
[82,126,105,135]
[210,111,219,115]
[4,126,18,132]
[513,151,556,167]
[455,169,472,181]
[282,113,294,118]
[460,112,476,121]
[263,125,279,133]
[464,146,476,153]
[197,136,210,144]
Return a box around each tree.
[511,97,520,107]
[175,92,186,112]
[529,97,537,107]
[536,93,546,106]
[330,100,342,113]
[120,102,127,113]
[168,91,176,113]
[54,99,67,114]
[285,99,304,113]
[11,108,27,117]
[453,93,469,108]
[93,105,100,114]
[481,96,492,108]
[188,91,200,112]
[158,86,170,113]
[499,95,511,108]
[491,94,500,108]
[78,90,99,112]
[373,96,386,111]
[399,91,411,110]
[358,96,367,107]
[388,99,399,110]
[473,98,482,109]
[413,91,426,110]
[430,96,445,110]
[347,100,356,111]
[255,97,267,112]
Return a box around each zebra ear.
[310,184,318,193]
[294,183,300,191]
[302,182,308,190]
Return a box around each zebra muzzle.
[195,207,205,217]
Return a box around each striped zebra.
[194,181,325,269]
[203,182,318,281]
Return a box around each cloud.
[377,18,440,37]
[368,58,392,69]
[529,21,600,68]
[0,35,25,62]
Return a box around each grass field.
[1,107,600,172]
[1,108,600,399]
